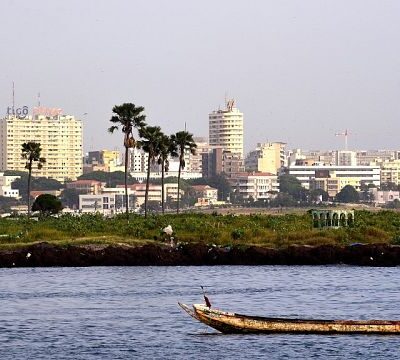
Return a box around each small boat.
[178,303,400,334]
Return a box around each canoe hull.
[179,303,400,334]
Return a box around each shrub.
[231,228,245,240]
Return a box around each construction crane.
[335,129,350,150]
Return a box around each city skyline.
[1,1,400,154]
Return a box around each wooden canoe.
[178,303,400,334]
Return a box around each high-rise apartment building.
[129,147,149,173]
[0,110,83,182]
[209,99,244,158]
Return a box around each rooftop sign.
[33,107,62,117]
[6,106,28,119]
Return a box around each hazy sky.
[1,0,399,154]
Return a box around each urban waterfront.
[0,266,399,359]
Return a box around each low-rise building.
[66,180,104,195]
[369,188,400,205]
[0,186,19,198]
[118,183,183,206]
[79,193,136,214]
[374,159,400,186]
[231,172,279,201]
[356,150,400,166]
[0,172,20,198]
[287,164,380,194]
[191,185,218,203]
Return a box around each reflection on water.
[0,266,399,359]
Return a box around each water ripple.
[0,266,400,359]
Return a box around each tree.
[380,182,399,191]
[139,125,163,218]
[171,131,197,213]
[278,174,308,201]
[309,188,329,202]
[0,196,20,214]
[108,103,146,218]
[269,192,297,207]
[336,185,359,203]
[12,176,62,201]
[189,174,232,201]
[157,134,178,214]
[386,199,400,209]
[21,142,46,216]
[78,171,137,187]
[140,200,161,213]
[32,194,63,215]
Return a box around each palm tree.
[171,131,197,214]
[158,134,178,214]
[108,103,146,218]
[139,125,162,218]
[21,142,46,216]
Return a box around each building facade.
[335,150,357,166]
[191,185,218,203]
[374,159,400,186]
[356,150,400,166]
[79,193,136,214]
[245,142,286,174]
[369,188,400,205]
[0,172,20,198]
[231,172,279,201]
[119,183,182,206]
[0,111,83,182]
[288,164,380,195]
[84,149,123,173]
[209,99,244,158]
[202,148,245,178]
[129,147,149,173]
[66,179,104,194]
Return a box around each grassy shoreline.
[0,209,399,250]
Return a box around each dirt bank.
[0,242,399,267]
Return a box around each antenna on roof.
[37,92,41,107]
[184,122,187,131]
[12,81,15,111]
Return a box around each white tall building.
[209,99,244,158]
[129,147,149,173]
[0,108,83,182]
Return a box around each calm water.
[0,266,400,359]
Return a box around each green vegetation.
[78,171,138,187]
[139,125,163,217]
[0,210,399,250]
[32,194,63,215]
[336,185,359,203]
[157,134,178,214]
[171,131,197,214]
[21,142,46,216]
[108,103,147,217]
[189,174,232,202]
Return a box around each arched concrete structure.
[311,209,355,229]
